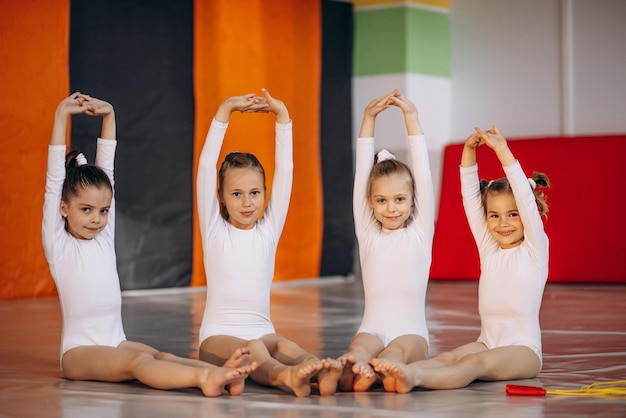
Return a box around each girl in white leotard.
[43,93,255,397]
[370,125,550,392]
[338,90,435,393]
[197,89,342,397]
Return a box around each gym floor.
[1,278,625,417]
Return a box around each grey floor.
[1,278,625,417]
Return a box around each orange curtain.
[0,0,69,299]
[192,0,323,285]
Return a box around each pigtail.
[531,171,550,218]
[479,179,490,195]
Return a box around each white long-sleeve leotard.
[197,118,293,342]
[42,139,126,364]
[461,161,548,363]
[354,135,435,346]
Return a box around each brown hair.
[479,171,550,217]
[217,152,266,220]
[62,149,112,203]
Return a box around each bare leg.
[375,334,428,392]
[371,345,540,392]
[268,336,342,395]
[62,344,253,397]
[338,332,384,392]
[200,334,322,397]
[257,334,324,397]
[134,340,254,396]
[124,340,252,371]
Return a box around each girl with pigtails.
[370,125,551,392]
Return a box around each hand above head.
[363,89,399,118]
[389,92,418,118]
[464,132,482,149]
[390,91,422,136]
[77,94,114,117]
[474,125,515,166]
[461,132,482,167]
[215,93,271,123]
[359,89,400,137]
[51,93,116,145]
[474,126,507,150]
[55,93,85,117]
[260,88,289,124]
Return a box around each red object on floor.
[506,384,547,396]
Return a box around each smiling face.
[220,167,266,230]
[368,172,414,230]
[485,191,525,249]
[60,186,112,240]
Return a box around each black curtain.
[320,0,355,277]
[70,0,194,290]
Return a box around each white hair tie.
[76,153,88,166]
[528,178,537,190]
[377,149,396,162]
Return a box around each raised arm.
[390,93,433,238]
[214,93,270,123]
[79,93,116,141]
[261,88,289,124]
[474,126,515,167]
[260,88,293,233]
[353,90,398,234]
[461,132,481,168]
[358,89,399,138]
[388,92,423,136]
[460,132,491,251]
[49,93,97,145]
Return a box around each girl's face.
[368,173,413,230]
[60,186,112,240]
[485,191,524,249]
[221,167,266,230]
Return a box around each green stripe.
[354,6,449,77]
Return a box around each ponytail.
[62,149,112,202]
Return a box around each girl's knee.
[129,350,156,367]
[380,343,403,358]
[276,338,299,352]
[459,352,483,369]
[154,351,176,362]
[247,338,266,353]
[433,351,459,365]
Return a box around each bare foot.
[280,358,323,397]
[222,347,255,395]
[198,366,254,397]
[223,347,252,368]
[338,355,355,391]
[352,360,378,392]
[317,358,342,396]
[370,358,414,394]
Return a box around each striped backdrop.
[0,0,354,299]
